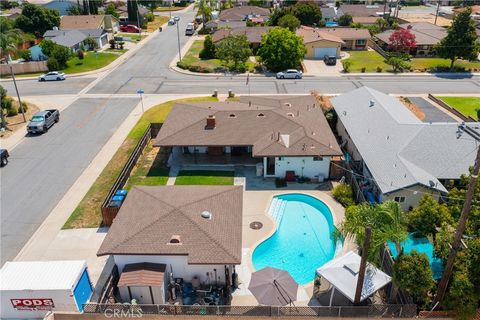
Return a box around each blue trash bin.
[112,195,125,202]
[115,189,128,196]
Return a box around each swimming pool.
[388,233,444,280]
[252,194,339,285]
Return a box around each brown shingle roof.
[97,186,243,265]
[60,15,104,30]
[297,26,345,44]
[219,6,270,21]
[154,96,342,157]
[339,4,388,17]
[212,26,271,44]
[375,23,447,45]
[352,16,379,24]
[320,27,371,40]
[118,263,166,287]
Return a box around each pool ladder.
[268,198,287,225]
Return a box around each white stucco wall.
[114,255,233,285]
[263,156,331,179]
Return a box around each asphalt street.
[0,97,139,264]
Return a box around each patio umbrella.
[248,267,298,306]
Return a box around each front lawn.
[344,50,390,73]
[436,97,480,120]
[63,96,217,229]
[117,32,147,41]
[62,51,121,74]
[146,16,169,33]
[178,40,224,73]
[154,6,185,12]
[175,170,234,185]
[410,58,480,72]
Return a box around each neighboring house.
[154,96,342,180]
[352,16,380,25]
[320,28,370,50]
[30,0,79,16]
[332,86,477,211]
[339,4,390,18]
[117,5,149,26]
[375,22,447,57]
[219,5,270,22]
[204,20,247,33]
[29,45,48,61]
[43,29,88,52]
[212,26,271,48]
[60,14,119,34]
[320,7,339,22]
[297,26,344,58]
[97,185,243,304]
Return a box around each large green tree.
[196,0,212,25]
[257,27,306,72]
[338,13,353,26]
[127,0,140,25]
[105,3,119,18]
[278,14,300,32]
[291,1,322,26]
[14,3,60,38]
[0,28,23,60]
[435,8,480,70]
[215,34,252,71]
[393,250,434,301]
[39,39,71,68]
[407,195,452,239]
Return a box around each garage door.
[314,47,337,58]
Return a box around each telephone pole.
[433,124,480,304]
[9,64,26,123]
[354,227,372,305]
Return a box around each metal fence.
[101,123,162,226]
[83,303,417,318]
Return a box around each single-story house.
[332,86,478,211]
[204,20,247,33]
[97,185,243,304]
[43,28,108,50]
[212,26,271,47]
[60,14,119,34]
[297,26,344,59]
[154,96,342,180]
[320,27,370,50]
[219,5,270,22]
[34,0,79,16]
[320,6,340,22]
[339,4,390,17]
[375,22,447,57]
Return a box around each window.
[278,157,284,161]
[313,156,323,161]
[394,196,405,203]
[356,39,366,45]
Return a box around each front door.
[266,157,275,175]
[208,146,223,156]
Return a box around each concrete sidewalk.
[14,93,209,285]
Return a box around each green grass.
[410,58,480,71]
[154,6,185,12]
[175,170,234,185]
[146,16,169,32]
[104,48,128,54]
[437,97,480,120]
[179,40,223,72]
[63,96,217,229]
[344,50,390,73]
[64,51,122,73]
[117,33,146,41]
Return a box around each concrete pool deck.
[232,189,353,306]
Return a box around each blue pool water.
[252,194,338,285]
[326,22,339,27]
[388,233,444,280]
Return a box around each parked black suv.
[1,149,9,167]
[324,55,337,66]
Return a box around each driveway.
[407,97,456,123]
[303,59,343,76]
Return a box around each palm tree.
[378,201,408,255]
[196,0,212,27]
[376,18,388,32]
[0,29,23,62]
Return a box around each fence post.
[399,306,403,318]
[338,306,341,317]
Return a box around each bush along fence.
[82,303,418,318]
[101,123,162,226]
[428,94,476,122]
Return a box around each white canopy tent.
[316,251,392,306]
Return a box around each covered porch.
[168,146,262,167]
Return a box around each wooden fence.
[101,123,162,226]
[0,61,48,76]
[428,94,476,122]
[368,39,388,59]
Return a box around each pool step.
[268,198,287,224]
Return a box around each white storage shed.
[0,260,93,319]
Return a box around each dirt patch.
[400,96,426,121]
[311,92,333,111]
[0,101,40,139]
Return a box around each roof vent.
[229,113,236,118]
[369,100,375,107]
[201,211,212,219]
[284,103,291,107]
[287,112,294,117]
[168,235,182,245]
[257,113,265,117]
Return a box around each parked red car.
[120,24,141,33]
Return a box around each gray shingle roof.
[43,29,87,48]
[154,96,342,158]
[332,87,477,195]
[97,186,243,265]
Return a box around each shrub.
[109,39,116,49]
[332,183,355,207]
[342,59,351,73]
[361,67,366,73]
[393,251,434,302]
[77,50,85,60]
[20,101,28,113]
[19,49,31,61]
[46,57,60,71]
[376,66,382,72]
[4,97,18,116]
[199,35,215,60]
[84,37,97,50]
[145,12,154,22]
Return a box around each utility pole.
[434,2,440,25]
[9,65,26,123]
[176,21,182,62]
[433,124,480,305]
[354,227,372,305]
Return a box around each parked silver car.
[276,69,303,79]
[27,109,60,134]
[38,71,65,81]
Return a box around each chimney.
[205,115,216,130]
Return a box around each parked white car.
[38,71,65,81]
[168,18,176,25]
[276,69,303,79]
